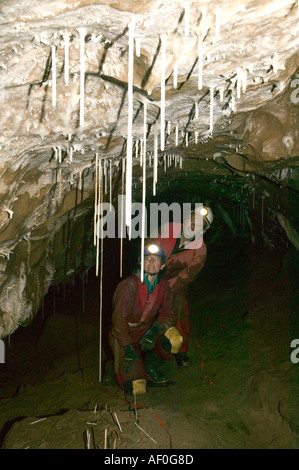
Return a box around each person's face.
[144,254,165,275]
[183,212,204,239]
[190,212,206,232]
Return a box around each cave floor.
[0,243,299,449]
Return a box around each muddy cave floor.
[0,242,299,449]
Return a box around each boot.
[174,352,189,368]
[144,351,169,384]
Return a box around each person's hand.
[139,323,163,352]
[160,334,172,353]
[123,344,140,374]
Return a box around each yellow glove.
[164,327,183,354]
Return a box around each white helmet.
[197,206,213,232]
[183,205,213,238]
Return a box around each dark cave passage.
[0,179,298,449]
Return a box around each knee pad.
[164,327,183,353]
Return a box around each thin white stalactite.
[96,159,102,277]
[126,22,135,237]
[237,67,242,99]
[69,145,73,163]
[94,153,98,246]
[120,157,125,278]
[184,2,190,36]
[140,139,143,167]
[198,46,203,90]
[220,87,224,102]
[242,68,248,93]
[64,32,70,85]
[58,168,61,200]
[160,34,166,151]
[52,45,56,107]
[201,6,207,38]
[78,28,86,127]
[173,63,178,89]
[135,37,141,57]
[104,159,108,195]
[140,105,147,283]
[99,175,104,383]
[215,7,221,41]
[153,121,158,196]
[209,87,214,133]
[58,145,62,164]
[109,159,112,210]
[175,125,179,146]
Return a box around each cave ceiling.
[0,0,298,337]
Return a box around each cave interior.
[0,0,299,449]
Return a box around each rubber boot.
[144,351,169,384]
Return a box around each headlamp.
[147,244,159,254]
[200,207,208,217]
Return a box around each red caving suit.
[152,222,207,352]
[110,272,176,388]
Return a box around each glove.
[160,334,172,353]
[139,323,163,352]
[123,344,140,374]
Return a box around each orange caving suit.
[151,222,207,352]
[110,273,176,389]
